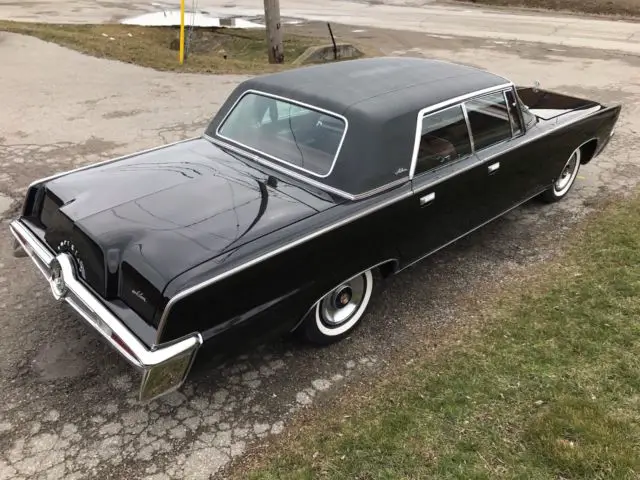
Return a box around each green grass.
[241,193,640,479]
[0,21,321,74]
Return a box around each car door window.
[465,91,512,151]
[415,105,472,176]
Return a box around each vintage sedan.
[10,57,621,401]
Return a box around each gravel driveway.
[0,28,638,480]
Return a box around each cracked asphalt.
[1,20,640,480]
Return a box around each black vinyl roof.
[237,57,510,117]
[206,57,513,197]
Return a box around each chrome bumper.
[9,220,203,402]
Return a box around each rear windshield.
[216,92,347,177]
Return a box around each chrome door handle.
[488,162,500,174]
[419,192,435,206]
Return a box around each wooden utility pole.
[263,0,284,64]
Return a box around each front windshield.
[216,92,347,177]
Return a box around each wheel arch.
[289,257,399,333]
[377,258,400,278]
[578,138,599,165]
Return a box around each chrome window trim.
[462,103,476,153]
[413,104,475,179]
[411,102,598,192]
[504,90,516,138]
[463,89,515,154]
[409,82,513,179]
[504,87,526,138]
[473,136,514,156]
[412,151,476,186]
[416,122,599,197]
[411,152,479,194]
[214,89,349,179]
[515,86,530,135]
[206,134,356,200]
[206,135,409,201]
[355,178,409,199]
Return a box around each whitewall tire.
[541,147,582,203]
[298,269,375,345]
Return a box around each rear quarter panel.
[156,183,415,351]
[534,103,621,187]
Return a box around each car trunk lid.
[516,87,602,121]
[33,138,334,308]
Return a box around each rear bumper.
[10,219,203,402]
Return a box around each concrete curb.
[293,42,364,65]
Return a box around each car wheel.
[298,268,376,345]
[541,147,582,203]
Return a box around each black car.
[10,57,621,401]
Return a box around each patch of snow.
[120,10,264,29]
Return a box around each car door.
[464,88,547,216]
[399,103,498,264]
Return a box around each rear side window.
[415,105,472,175]
[465,91,512,151]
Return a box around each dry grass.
[456,0,640,17]
[0,21,322,74]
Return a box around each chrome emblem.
[131,290,147,303]
[56,240,87,281]
[49,259,68,301]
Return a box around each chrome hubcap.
[320,275,367,326]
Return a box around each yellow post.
[179,0,185,65]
